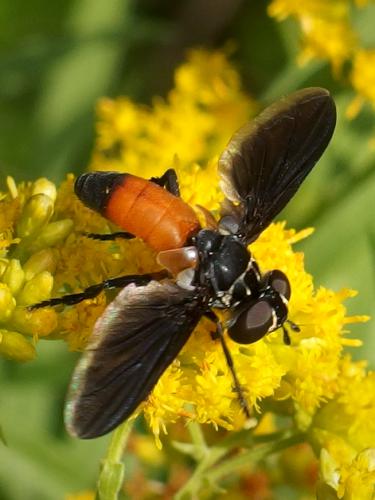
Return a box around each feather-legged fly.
[31,88,336,438]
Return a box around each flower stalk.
[174,428,306,499]
[96,419,134,500]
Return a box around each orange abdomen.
[105,175,200,252]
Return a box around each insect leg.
[205,310,251,419]
[29,270,168,309]
[83,231,135,241]
[150,168,180,196]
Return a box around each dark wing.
[65,280,202,439]
[218,87,336,243]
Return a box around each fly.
[31,87,336,438]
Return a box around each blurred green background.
[1,1,375,498]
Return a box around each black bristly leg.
[150,168,180,197]
[84,231,135,241]
[205,310,251,420]
[29,270,168,310]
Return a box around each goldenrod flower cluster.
[312,362,375,498]
[1,49,374,497]
[0,177,69,360]
[268,0,375,118]
[91,48,256,210]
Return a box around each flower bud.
[2,259,25,295]
[6,176,18,199]
[28,219,74,252]
[23,249,57,281]
[16,194,54,238]
[32,178,57,202]
[16,271,53,306]
[0,260,8,279]
[10,306,57,337]
[0,329,36,361]
[0,283,16,322]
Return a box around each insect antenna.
[282,320,301,345]
[287,320,301,332]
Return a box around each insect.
[32,87,336,439]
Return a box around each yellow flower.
[0,177,65,360]
[268,0,357,74]
[338,449,375,500]
[269,0,375,120]
[318,444,375,499]
[0,329,36,362]
[90,49,256,181]
[311,366,375,497]
[179,158,223,213]
[347,49,375,118]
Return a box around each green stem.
[207,431,305,483]
[187,421,208,460]
[174,444,226,500]
[174,430,306,499]
[96,419,135,500]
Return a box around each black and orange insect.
[32,88,336,439]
